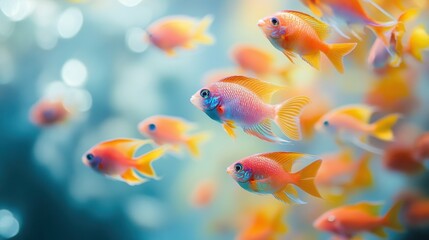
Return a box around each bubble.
[61,59,87,87]
[0,210,20,239]
[118,0,142,7]
[126,28,148,53]
[0,0,35,22]
[32,0,59,50]
[57,7,83,39]
[43,81,68,99]
[126,196,165,228]
[0,47,15,84]
[64,88,92,112]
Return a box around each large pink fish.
[190,76,310,143]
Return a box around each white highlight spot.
[126,196,165,228]
[64,88,92,112]
[0,0,35,22]
[57,7,83,39]
[61,59,87,87]
[118,0,142,7]
[126,28,148,53]
[0,209,20,239]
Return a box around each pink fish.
[190,76,310,143]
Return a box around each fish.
[82,138,165,185]
[146,15,214,56]
[313,201,403,239]
[138,115,209,158]
[413,132,429,161]
[226,152,322,204]
[300,0,398,44]
[258,10,357,73]
[316,105,400,144]
[190,75,310,143]
[407,25,429,62]
[382,144,425,175]
[29,99,70,126]
[317,149,373,191]
[236,205,288,240]
[400,192,429,226]
[189,180,217,208]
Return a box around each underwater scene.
[1,0,429,239]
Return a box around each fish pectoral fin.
[283,50,296,63]
[243,120,289,144]
[223,120,236,139]
[301,52,321,70]
[370,227,387,238]
[134,147,165,178]
[121,169,147,185]
[273,185,306,205]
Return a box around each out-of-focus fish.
[30,99,70,126]
[314,200,403,239]
[189,179,217,208]
[317,149,373,191]
[413,132,429,161]
[82,139,164,185]
[300,0,398,44]
[190,76,310,143]
[316,105,400,143]
[138,115,209,158]
[226,152,322,204]
[258,10,357,73]
[400,192,429,226]
[382,144,425,175]
[236,205,288,240]
[407,25,429,62]
[146,15,214,56]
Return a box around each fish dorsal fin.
[219,76,285,103]
[284,10,330,40]
[335,105,374,122]
[259,152,306,171]
[350,202,382,216]
[102,138,153,158]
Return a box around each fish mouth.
[226,167,233,175]
[257,19,265,27]
[190,95,202,110]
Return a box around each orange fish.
[82,139,164,185]
[189,180,217,208]
[227,152,322,204]
[30,99,70,126]
[138,115,209,158]
[382,144,425,175]
[236,205,288,240]
[146,15,214,56]
[316,149,373,191]
[314,201,403,239]
[258,10,357,73]
[400,192,429,226]
[414,133,429,161]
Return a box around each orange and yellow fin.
[324,43,357,73]
[383,200,404,232]
[121,168,147,186]
[294,160,322,198]
[193,15,214,45]
[285,10,330,40]
[260,152,306,172]
[409,25,429,61]
[274,184,306,204]
[369,21,397,46]
[185,132,210,158]
[371,114,400,141]
[274,96,310,141]
[301,52,321,70]
[134,147,165,178]
[223,120,236,139]
[350,153,373,189]
[351,202,382,216]
[220,76,285,103]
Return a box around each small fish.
[313,201,403,239]
[407,25,429,62]
[383,144,425,175]
[30,99,70,126]
[301,0,398,44]
[400,192,429,226]
[317,149,373,191]
[138,115,209,158]
[146,15,214,56]
[189,180,217,208]
[236,205,288,240]
[258,10,357,73]
[413,133,429,161]
[82,139,164,185]
[190,75,310,143]
[226,152,322,204]
[316,105,400,143]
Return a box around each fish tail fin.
[324,43,357,73]
[185,132,210,158]
[371,114,400,141]
[369,21,397,45]
[134,147,165,178]
[294,160,322,198]
[274,96,310,141]
[383,200,404,231]
[350,153,373,189]
[409,25,429,61]
[193,15,214,45]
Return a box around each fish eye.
[270,17,279,26]
[234,163,243,172]
[323,121,329,127]
[148,123,156,131]
[86,153,94,161]
[327,215,336,222]
[200,89,211,99]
